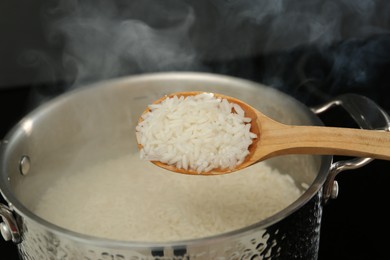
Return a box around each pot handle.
[311,94,390,202]
[0,140,21,244]
[0,204,21,243]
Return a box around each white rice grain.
[33,154,303,242]
[136,93,257,173]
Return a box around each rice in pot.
[33,154,303,242]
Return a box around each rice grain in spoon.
[136,91,390,175]
[136,91,257,174]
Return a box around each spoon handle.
[256,124,390,161]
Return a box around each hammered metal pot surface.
[16,192,322,260]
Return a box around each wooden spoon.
[137,91,390,175]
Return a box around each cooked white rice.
[135,93,257,173]
[33,154,302,242]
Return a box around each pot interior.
[0,72,327,242]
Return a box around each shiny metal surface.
[0,72,387,259]
[312,94,390,201]
[0,204,20,243]
[0,222,11,241]
[18,156,30,176]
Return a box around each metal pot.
[1,72,389,259]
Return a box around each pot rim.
[0,72,332,248]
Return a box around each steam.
[205,0,388,54]
[43,0,199,87]
[28,0,389,101]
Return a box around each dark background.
[1,0,390,259]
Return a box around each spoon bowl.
[137,92,390,175]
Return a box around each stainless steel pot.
[1,72,389,259]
